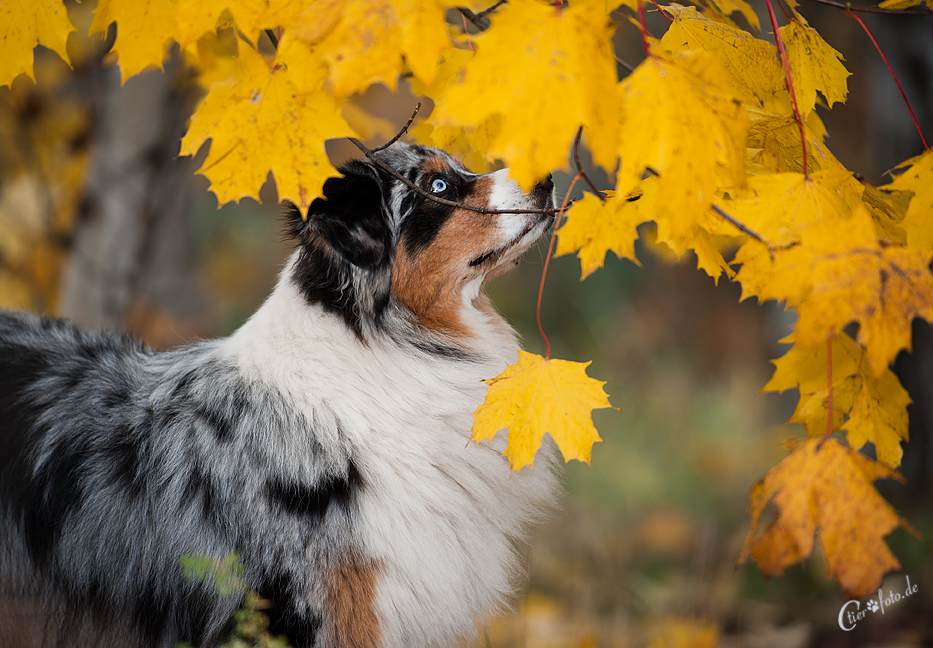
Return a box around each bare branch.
[711,204,769,249]
[614,55,635,73]
[371,103,422,153]
[458,0,508,31]
[573,127,607,201]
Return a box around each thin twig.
[637,0,652,57]
[348,137,563,216]
[537,174,581,359]
[476,0,508,22]
[572,128,607,200]
[613,55,635,73]
[458,0,508,30]
[808,0,932,14]
[370,103,422,153]
[845,9,930,149]
[710,204,769,248]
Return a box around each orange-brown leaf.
[739,437,906,598]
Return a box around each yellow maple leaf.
[616,49,748,255]
[180,42,352,210]
[433,0,620,189]
[883,149,933,250]
[747,114,847,175]
[471,350,612,471]
[764,324,912,469]
[723,170,858,247]
[779,20,850,116]
[793,217,933,375]
[844,370,911,468]
[738,436,907,598]
[91,0,177,83]
[659,5,779,108]
[293,0,401,96]
[555,186,655,279]
[0,0,75,87]
[732,239,811,306]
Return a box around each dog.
[0,143,559,648]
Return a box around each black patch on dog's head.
[286,161,393,337]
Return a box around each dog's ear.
[298,162,391,270]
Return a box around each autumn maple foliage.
[4,0,933,599]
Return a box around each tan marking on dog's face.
[422,157,453,178]
[391,176,498,336]
[325,553,381,648]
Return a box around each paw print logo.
[867,599,879,613]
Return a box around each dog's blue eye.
[430,178,448,193]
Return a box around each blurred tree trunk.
[60,56,204,335]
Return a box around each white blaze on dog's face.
[391,157,555,337]
[286,143,555,346]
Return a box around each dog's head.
[285,143,555,347]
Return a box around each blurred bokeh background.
[1,2,932,646]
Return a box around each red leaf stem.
[763,0,809,177]
[845,9,930,150]
[637,0,651,58]
[537,174,581,360]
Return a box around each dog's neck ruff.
[223,266,556,648]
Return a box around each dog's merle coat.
[0,144,558,648]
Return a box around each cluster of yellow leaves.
[545,1,931,598]
[3,0,932,600]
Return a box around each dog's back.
[0,312,277,647]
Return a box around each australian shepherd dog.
[0,143,559,648]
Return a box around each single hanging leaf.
[738,436,909,598]
[434,0,620,189]
[779,20,850,116]
[0,0,75,87]
[471,350,612,471]
[180,42,352,210]
[883,149,933,250]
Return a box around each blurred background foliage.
[1,1,933,647]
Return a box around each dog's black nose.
[531,175,555,210]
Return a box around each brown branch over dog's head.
[347,105,564,216]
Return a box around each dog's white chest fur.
[225,268,557,647]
